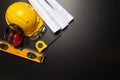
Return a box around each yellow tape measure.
[35,40,47,52]
[35,35,61,52]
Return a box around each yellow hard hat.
[5,2,44,37]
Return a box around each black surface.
[0,0,120,79]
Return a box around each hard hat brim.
[26,17,44,37]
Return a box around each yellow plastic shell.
[35,40,47,52]
[5,2,44,37]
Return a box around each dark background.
[0,0,120,79]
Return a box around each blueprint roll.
[40,0,68,30]
[28,0,74,33]
[47,0,74,24]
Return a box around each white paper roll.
[47,0,74,24]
